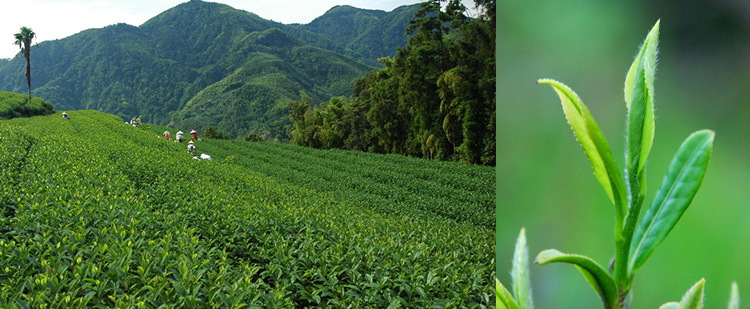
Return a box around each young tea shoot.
[500,20,722,308]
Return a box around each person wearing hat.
[175,131,184,143]
[163,130,171,140]
[187,140,196,154]
[62,112,70,119]
[190,130,198,140]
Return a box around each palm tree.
[14,26,35,102]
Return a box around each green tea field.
[0,110,495,307]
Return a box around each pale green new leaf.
[512,228,533,309]
[496,278,519,309]
[678,278,706,309]
[659,303,680,309]
[625,20,659,109]
[625,59,649,204]
[535,249,617,308]
[629,130,715,273]
[659,279,707,309]
[538,79,626,219]
[728,282,740,309]
[625,20,659,178]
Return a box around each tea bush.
[0,91,54,120]
[0,110,494,307]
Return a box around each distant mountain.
[299,4,419,60]
[0,0,416,139]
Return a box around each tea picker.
[187,140,196,154]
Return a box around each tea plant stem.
[616,190,644,307]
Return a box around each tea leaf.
[658,279,706,309]
[496,278,519,309]
[625,20,659,110]
[625,21,660,172]
[512,228,533,309]
[538,79,626,218]
[625,20,659,193]
[728,282,740,309]
[679,278,706,309]
[629,130,714,273]
[535,249,617,308]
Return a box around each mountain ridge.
[0,0,418,139]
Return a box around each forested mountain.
[299,4,419,60]
[289,0,496,165]
[0,0,417,139]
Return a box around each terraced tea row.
[199,139,494,228]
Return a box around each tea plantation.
[0,110,495,308]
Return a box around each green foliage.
[536,79,625,209]
[511,229,533,309]
[496,277,518,309]
[244,133,264,142]
[202,126,229,140]
[289,0,496,165]
[659,279,706,309]
[495,228,531,309]
[199,136,495,228]
[299,4,420,61]
[729,282,740,309]
[0,90,54,119]
[534,21,716,308]
[1,110,493,307]
[535,250,617,308]
[628,130,714,273]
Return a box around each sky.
[1,0,478,60]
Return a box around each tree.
[13,27,35,102]
[202,126,229,139]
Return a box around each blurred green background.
[498,0,750,308]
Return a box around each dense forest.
[289,0,496,165]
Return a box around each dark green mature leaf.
[538,79,626,219]
[535,249,617,308]
[629,130,714,273]
[512,228,533,309]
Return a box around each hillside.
[0,0,415,140]
[0,110,494,307]
[0,90,54,119]
[299,4,419,60]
